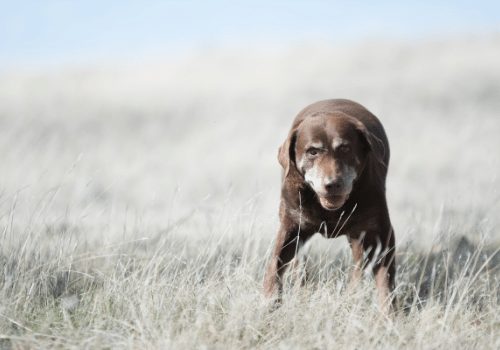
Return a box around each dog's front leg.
[263,225,303,299]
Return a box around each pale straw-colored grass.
[0,36,499,348]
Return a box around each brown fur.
[263,99,396,312]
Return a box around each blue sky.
[1,1,499,68]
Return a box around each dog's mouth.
[318,194,349,211]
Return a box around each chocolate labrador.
[263,99,396,312]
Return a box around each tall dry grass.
[0,36,499,348]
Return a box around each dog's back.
[293,99,390,169]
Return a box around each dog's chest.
[286,204,356,236]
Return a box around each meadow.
[0,36,499,348]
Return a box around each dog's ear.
[354,120,388,168]
[277,128,298,178]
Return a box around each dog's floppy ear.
[277,128,299,178]
[354,120,388,168]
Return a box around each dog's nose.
[325,179,343,193]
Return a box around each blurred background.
[1,1,500,67]
[1,0,500,247]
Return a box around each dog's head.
[279,112,376,211]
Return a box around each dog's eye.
[306,148,320,156]
[338,145,351,153]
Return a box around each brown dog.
[263,99,396,312]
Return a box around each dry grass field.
[1,36,500,348]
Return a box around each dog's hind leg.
[366,227,397,314]
[289,255,307,289]
[347,232,366,291]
